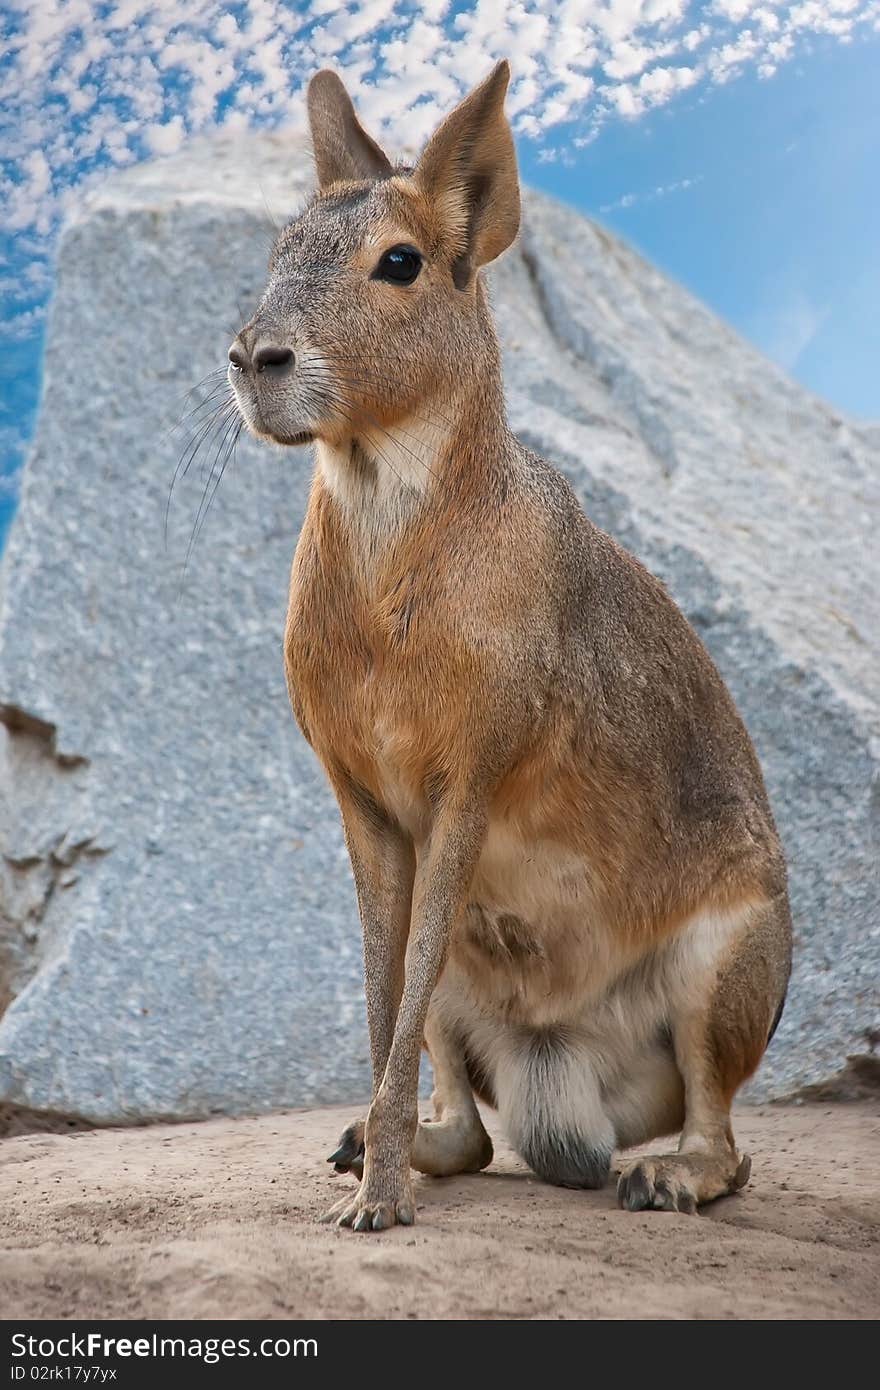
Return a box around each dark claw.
[618,1167,652,1212]
[653,1178,677,1212]
[678,1189,697,1215]
[733,1153,752,1189]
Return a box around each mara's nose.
[228,340,295,376]
[254,343,294,374]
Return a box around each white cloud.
[0,148,53,233]
[0,304,48,339]
[714,0,759,20]
[0,0,877,250]
[144,115,186,154]
[604,38,674,79]
[599,174,702,213]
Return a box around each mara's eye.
[373,244,422,286]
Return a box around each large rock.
[0,132,877,1125]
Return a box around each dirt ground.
[1,1101,877,1320]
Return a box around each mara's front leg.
[328,999,494,1181]
[333,800,487,1232]
[319,775,414,1222]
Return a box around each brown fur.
[228,61,792,1230]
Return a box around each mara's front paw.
[322,1171,416,1232]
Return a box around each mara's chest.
[283,528,455,835]
[283,480,549,837]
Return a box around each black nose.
[253,344,294,374]
[228,341,295,376]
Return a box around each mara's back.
[511,446,785,915]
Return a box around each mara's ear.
[415,60,519,289]
[307,70,392,190]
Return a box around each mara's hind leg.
[413,1004,494,1176]
[328,1000,493,1182]
[618,893,792,1213]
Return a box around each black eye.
[373,244,422,285]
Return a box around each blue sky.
[2,1,879,547]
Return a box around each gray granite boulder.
[0,132,876,1125]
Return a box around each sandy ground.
[1,1101,877,1321]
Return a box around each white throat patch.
[316,414,445,555]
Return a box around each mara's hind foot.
[327,1108,493,1183]
[617,1149,751,1214]
[414,1110,494,1176]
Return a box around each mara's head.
[228,61,519,452]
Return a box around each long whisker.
[167,399,232,515]
[338,395,447,470]
[183,402,238,479]
[180,409,242,586]
[166,382,232,439]
[162,372,230,442]
[282,347,458,424]
[324,360,457,431]
[329,376,456,439]
[305,372,446,488]
[325,399,426,507]
[297,361,452,465]
[171,366,228,407]
[165,397,237,546]
[192,416,242,554]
